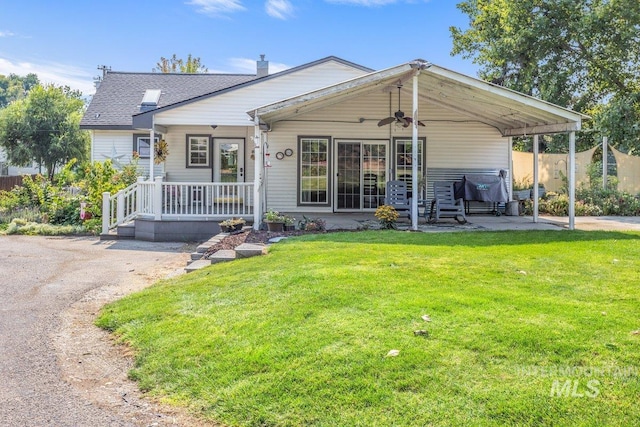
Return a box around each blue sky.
[0,0,478,95]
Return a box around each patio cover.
[248,59,589,230]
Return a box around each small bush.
[375,205,399,229]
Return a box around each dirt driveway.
[0,235,212,427]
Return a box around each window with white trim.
[187,135,210,168]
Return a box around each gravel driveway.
[0,235,211,427]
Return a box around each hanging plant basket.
[154,139,169,164]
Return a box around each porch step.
[184,259,213,273]
[235,243,267,258]
[117,222,135,240]
[99,231,118,241]
[208,249,237,264]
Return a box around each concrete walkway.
[286,213,640,232]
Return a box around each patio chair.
[384,180,411,218]
[428,181,466,224]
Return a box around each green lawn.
[97,230,640,426]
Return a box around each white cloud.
[265,0,294,19]
[0,30,15,37]
[228,57,290,74]
[0,57,95,95]
[186,0,246,16]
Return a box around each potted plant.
[264,209,285,232]
[283,215,296,231]
[513,177,533,201]
[219,217,246,233]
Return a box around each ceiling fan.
[377,84,425,128]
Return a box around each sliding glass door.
[335,140,387,211]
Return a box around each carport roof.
[249,60,589,137]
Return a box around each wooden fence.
[0,175,36,192]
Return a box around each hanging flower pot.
[154,139,169,164]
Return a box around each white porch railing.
[102,177,254,234]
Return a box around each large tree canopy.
[0,85,89,180]
[0,73,39,108]
[153,54,208,73]
[451,0,640,152]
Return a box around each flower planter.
[514,189,531,201]
[284,224,296,231]
[266,221,284,232]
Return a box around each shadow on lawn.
[301,229,640,248]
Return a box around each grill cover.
[457,173,508,202]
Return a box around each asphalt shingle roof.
[80,72,257,129]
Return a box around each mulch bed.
[203,229,311,258]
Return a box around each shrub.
[375,205,399,229]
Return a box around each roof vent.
[257,54,269,78]
[140,89,162,112]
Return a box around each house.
[0,148,40,177]
[81,56,586,241]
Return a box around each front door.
[213,138,245,182]
[335,140,387,211]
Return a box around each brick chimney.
[257,54,269,78]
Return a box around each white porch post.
[411,73,419,230]
[101,192,110,234]
[532,134,539,223]
[116,190,125,224]
[602,136,608,190]
[149,117,155,181]
[568,131,576,230]
[154,176,163,220]
[508,137,513,200]
[136,176,144,214]
[253,113,263,230]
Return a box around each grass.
[96,230,640,426]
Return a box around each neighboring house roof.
[80,73,257,130]
[251,60,589,137]
[81,56,373,131]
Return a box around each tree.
[0,73,39,108]
[0,85,89,181]
[153,54,208,73]
[451,0,640,152]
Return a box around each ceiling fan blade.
[377,116,396,127]
[417,120,426,127]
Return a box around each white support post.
[149,117,155,181]
[154,176,163,220]
[136,176,144,214]
[532,134,539,223]
[411,73,419,230]
[508,137,513,200]
[602,136,608,190]
[116,190,125,224]
[101,192,110,234]
[569,131,576,230]
[253,113,262,230]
